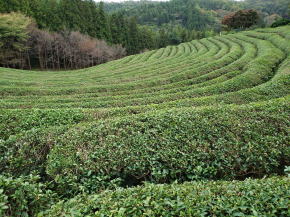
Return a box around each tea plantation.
[0,26,289,216]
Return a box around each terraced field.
[0,26,289,216]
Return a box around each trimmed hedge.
[0,26,288,101]
[41,177,290,217]
[0,109,85,140]
[0,175,57,217]
[0,26,289,216]
[45,98,289,192]
[271,19,290,28]
[1,98,288,196]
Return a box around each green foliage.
[105,0,234,30]
[284,166,290,177]
[0,126,70,178]
[271,18,290,28]
[244,0,290,18]
[44,99,290,194]
[0,26,289,215]
[42,177,290,216]
[0,12,32,67]
[0,0,289,57]
[0,175,57,217]
[0,0,157,55]
[0,109,85,140]
[1,99,288,196]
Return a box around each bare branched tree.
[27,29,126,70]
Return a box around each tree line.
[1,0,289,70]
[243,0,290,18]
[0,0,219,70]
[0,13,126,70]
[0,0,229,53]
[0,0,160,55]
[106,0,290,34]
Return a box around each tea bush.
[0,175,57,217]
[41,177,290,217]
[45,98,290,192]
[0,26,289,216]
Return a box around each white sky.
[95,0,169,2]
[95,0,243,2]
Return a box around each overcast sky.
[95,0,171,2]
[95,0,243,2]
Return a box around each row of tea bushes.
[41,176,289,217]
[1,97,288,196]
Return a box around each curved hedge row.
[0,26,289,216]
[0,28,289,113]
[41,177,290,217]
[46,98,290,188]
[1,97,289,195]
[0,175,57,217]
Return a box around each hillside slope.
[0,26,289,216]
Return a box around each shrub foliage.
[0,26,289,216]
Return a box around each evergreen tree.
[96,2,111,41]
[0,13,32,68]
[158,29,170,48]
[127,17,139,54]
[138,26,156,51]
[110,12,129,46]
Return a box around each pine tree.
[96,2,111,41]
[0,13,32,68]
[127,17,139,54]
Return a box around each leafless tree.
[24,28,126,70]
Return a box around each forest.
[0,0,289,70]
[106,0,290,28]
